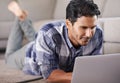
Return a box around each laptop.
[71,53,120,83]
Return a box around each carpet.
[0,60,43,83]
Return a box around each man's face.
[66,15,97,47]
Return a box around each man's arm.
[35,28,72,82]
[47,69,72,83]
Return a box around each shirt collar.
[63,24,82,51]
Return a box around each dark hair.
[66,0,100,25]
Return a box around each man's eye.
[81,26,87,29]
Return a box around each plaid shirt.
[23,20,103,79]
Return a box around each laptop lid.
[71,54,120,83]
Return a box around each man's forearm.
[47,69,72,83]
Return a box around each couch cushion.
[0,0,14,21]
[33,20,54,31]
[0,21,14,38]
[18,0,56,22]
[102,0,120,17]
[53,0,69,19]
[103,17,120,42]
[104,42,120,54]
[93,0,106,18]
[0,60,43,83]
[53,0,106,19]
[0,40,8,49]
[97,18,104,29]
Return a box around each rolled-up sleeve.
[35,31,59,79]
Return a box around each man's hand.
[47,69,72,83]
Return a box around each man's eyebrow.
[79,25,96,28]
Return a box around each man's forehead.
[75,16,97,26]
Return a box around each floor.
[0,50,46,83]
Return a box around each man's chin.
[80,41,89,46]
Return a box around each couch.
[0,0,120,54]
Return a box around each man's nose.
[86,29,92,37]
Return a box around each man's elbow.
[46,77,56,83]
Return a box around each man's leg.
[5,1,36,69]
[8,1,36,41]
[5,18,25,69]
[5,17,36,70]
[19,18,36,42]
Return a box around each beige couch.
[0,0,120,54]
[98,17,120,54]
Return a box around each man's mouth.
[82,37,90,42]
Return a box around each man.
[6,0,103,83]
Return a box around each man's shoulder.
[96,26,103,33]
[36,20,66,40]
[36,20,66,43]
[40,20,65,32]
[95,26,103,37]
[90,26,103,41]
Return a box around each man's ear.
[66,19,72,29]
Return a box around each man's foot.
[8,1,27,21]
